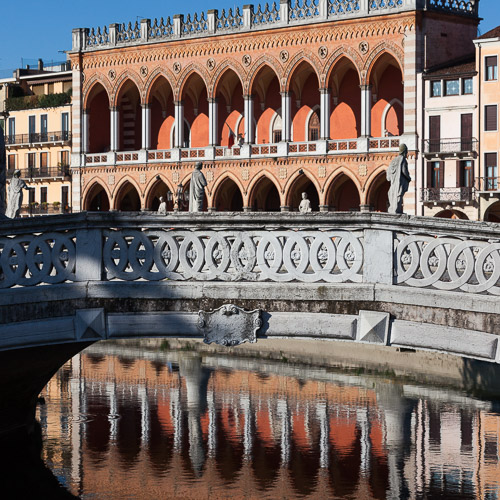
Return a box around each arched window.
[272,113,282,143]
[308,111,320,141]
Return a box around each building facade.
[0,62,73,216]
[69,0,480,216]
[475,27,500,222]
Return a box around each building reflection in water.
[37,346,500,499]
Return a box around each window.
[7,155,16,173]
[60,150,69,167]
[485,153,498,190]
[8,117,15,141]
[308,111,320,141]
[27,152,36,169]
[40,114,47,141]
[429,115,441,152]
[272,113,282,143]
[445,79,460,96]
[431,81,442,97]
[61,186,69,212]
[459,160,473,187]
[428,161,443,188]
[463,78,473,95]
[28,187,35,205]
[40,187,47,205]
[28,115,36,141]
[61,112,69,140]
[486,56,498,81]
[461,113,473,151]
[40,152,48,173]
[485,105,498,131]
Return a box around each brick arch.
[284,168,323,207]
[283,51,322,92]
[83,74,112,109]
[144,67,177,104]
[82,177,112,211]
[177,64,210,101]
[210,60,246,99]
[364,42,404,85]
[324,167,363,205]
[247,170,284,208]
[111,176,143,210]
[247,55,283,94]
[143,174,176,209]
[324,47,363,87]
[111,70,144,107]
[211,172,246,210]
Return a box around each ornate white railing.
[72,0,478,52]
[0,213,499,296]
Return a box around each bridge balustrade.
[0,213,499,296]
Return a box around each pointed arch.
[324,167,362,209]
[364,44,404,85]
[112,176,143,210]
[284,169,321,210]
[144,174,176,210]
[247,57,283,96]
[111,70,144,107]
[211,173,245,211]
[82,178,112,211]
[144,67,176,104]
[247,170,283,210]
[283,52,322,93]
[365,166,390,211]
[177,65,210,101]
[83,76,112,109]
[380,98,404,137]
[211,62,245,98]
[324,47,363,88]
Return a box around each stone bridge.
[0,212,499,436]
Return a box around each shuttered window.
[485,105,497,131]
[429,116,441,152]
[461,114,472,151]
[485,153,498,190]
[486,56,498,81]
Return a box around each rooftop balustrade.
[72,0,479,52]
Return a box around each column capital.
[319,87,331,94]
[359,84,372,91]
[207,97,219,104]
[280,91,291,97]
[243,94,254,101]
[82,108,89,115]
[141,103,151,109]
[174,100,184,106]
[109,106,119,112]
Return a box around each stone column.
[243,95,254,144]
[82,110,89,154]
[281,91,292,142]
[360,85,372,137]
[110,106,120,151]
[141,104,151,150]
[174,101,184,148]
[208,98,218,146]
[319,88,331,140]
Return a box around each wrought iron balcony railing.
[421,187,475,203]
[424,138,477,155]
[5,131,71,147]
[7,166,70,179]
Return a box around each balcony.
[424,138,477,157]
[7,165,70,179]
[421,187,475,204]
[476,177,500,193]
[20,204,72,217]
[5,131,71,147]
[83,137,403,167]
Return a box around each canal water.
[26,343,500,498]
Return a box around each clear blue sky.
[0,0,498,72]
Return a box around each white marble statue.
[0,128,6,215]
[6,170,28,219]
[387,144,411,214]
[189,162,207,212]
[157,196,167,215]
[298,192,312,213]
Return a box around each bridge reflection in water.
[37,344,500,499]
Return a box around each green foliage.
[5,91,71,112]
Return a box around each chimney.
[38,59,43,70]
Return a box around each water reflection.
[36,344,500,499]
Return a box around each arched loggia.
[148,76,175,150]
[85,182,110,211]
[115,181,141,211]
[180,72,209,148]
[249,176,281,211]
[212,177,244,211]
[287,173,320,211]
[146,178,174,212]
[86,83,111,153]
[116,79,142,151]
[326,174,361,212]
[366,171,390,212]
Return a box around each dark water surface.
[29,343,500,499]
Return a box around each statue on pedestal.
[298,192,312,213]
[387,144,411,214]
[157,196,167,215]
[189,162,207,212]
[6,170,28,219]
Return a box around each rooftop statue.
[387,144,411,214]
[6,170,28,219]
[298,192,312,213]
[0,128,6,216]
[189,162,207,212]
